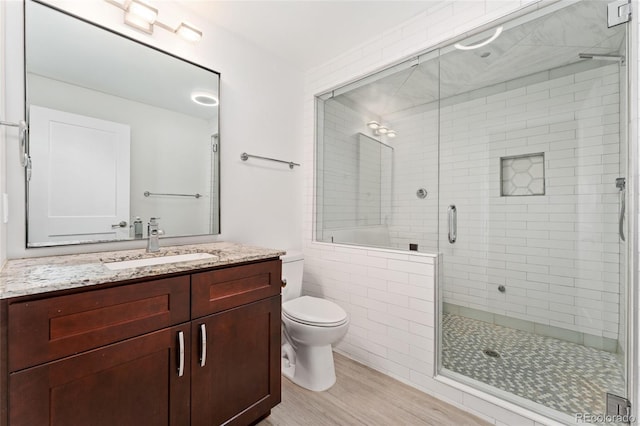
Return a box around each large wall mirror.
[25,0,220,247]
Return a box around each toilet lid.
[282,296,348,327]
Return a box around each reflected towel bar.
[240,152,300,169]
[144,191,202,199]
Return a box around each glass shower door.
[437,1,629,420]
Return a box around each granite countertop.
[0,242,286,299]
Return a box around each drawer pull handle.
[199,324,207,367]
[177,331,185,377]
[281,278,287,288]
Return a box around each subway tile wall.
[317,101,375,233]
[437,63,621,341]
[321,60,621,343]
[302,1,556,425]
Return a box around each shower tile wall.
[322,61,621,342]
[387,106,439,253]
[386,62,621,341]
[318,101,371,232]
[302,245,439,392]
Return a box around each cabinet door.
[191,296,281,426]
[9,325,190,426]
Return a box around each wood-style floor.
[259,353,490,426]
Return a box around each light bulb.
[367,121,380,130]
[128,0,158,24]
[387,130,396,138]
[124,11,153,33]
[377,126,389,134]
[176,22,203,42]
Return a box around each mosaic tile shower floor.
[442,313,625,417]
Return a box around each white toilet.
[280,252,349,391]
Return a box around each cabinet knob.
[281,278,287,288]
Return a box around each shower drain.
[483,349,501,358]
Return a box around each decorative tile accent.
[442,313,625,417]
[501,153,545,196]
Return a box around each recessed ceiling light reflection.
[454,26,503,51]
[191,92,219,106]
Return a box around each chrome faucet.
[146,217,164,253]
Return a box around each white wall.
[303,1,564,425]
[4,0,304,258]
[0,1,7,267]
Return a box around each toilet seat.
[283,296,348,327]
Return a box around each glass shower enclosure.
[315,0,631,422]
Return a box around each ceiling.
[334,0,626,117]
[179,1,437,71]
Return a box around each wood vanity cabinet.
[2,258,282,426]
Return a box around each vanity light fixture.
[366,120,397,138]
[191,92,219,106]
[105,0,203,42]
[454,26,503,51]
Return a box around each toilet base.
[281,343,337,392]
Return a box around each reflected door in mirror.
[28,105,131,243]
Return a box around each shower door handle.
[617,177,626,242]
[619,188,626,242]
[448,205,457,244]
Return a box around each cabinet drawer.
[191,259,281,318]
[8,276,190,372]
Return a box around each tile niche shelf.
[500,153,545,197]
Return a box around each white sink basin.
[103,252,218,271]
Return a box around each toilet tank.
[280,251,303,302]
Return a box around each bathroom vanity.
[0,242,284,426]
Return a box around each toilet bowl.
[280,252,350,391]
